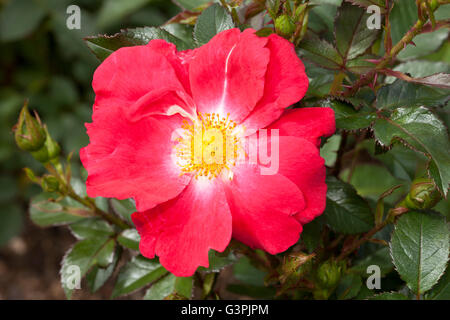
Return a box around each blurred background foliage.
[0,0,182,248]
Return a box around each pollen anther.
[175,113,241,179]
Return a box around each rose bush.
[9,0,449,300]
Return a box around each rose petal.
[189,28,270,122]
[224,164,304,254]
[132,179,232,276]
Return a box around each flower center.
[175,113,241,179]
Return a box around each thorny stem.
[336,205,408,261]
[343,17,428,96]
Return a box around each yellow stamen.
[175,112,241,179]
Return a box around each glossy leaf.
[29,193,87,227]
[144,274,193,300]
[110,198,136,223]
[390,211,449,295]
[351,247,394,276]
[297,32,342,70]
[323,100,375,130]
[320,135,341,167]
[199,250,237,273]
[377,80,449,110]
[111,255,167,298]
[336,274,362,300]
[193,3,235,47]
[385,61,450,84]
[324,177,374,234]
[335,2,380,61]
[70,218,114,240]
[117,228,140,251]
[61,236,116,299]
[85,25,195,62]
[373,107,450,196]
[86,247,121,293]
[425,265,450,300]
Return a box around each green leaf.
[233,256,266,286]
[336,274,362,300]
[385,61,450,84]
[377,80,449,110]
[373,106,450,196]
[398,28,449,61]
[96,238,116,268]
[173,0,213,11]
[346,55,378,74]
[29,193,87,227]
[70,218,114,240]
[335,2,380,61]
[351,247,394,276]
[199,250,237,273]
[85,26,195,62]
[301,216,324,253]
[0,0,46,42]
[297,32,343,70]
[390,211,449,295]
[110,198,136,223]
[61,237,116,299]
[368,292,409,300]
[320,135,341,167]
[389,0,415,43]
[86,247,121,293]
[322,100,375,130]
[404,73,450,90]
[112,255,167,298]
[144,274,193,300]
[193,3,235,47]
[425,265,450,300]
[324,177,374,234]
[117,229,140,251]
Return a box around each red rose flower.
[80,28,335,276]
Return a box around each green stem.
[343,17,427,96]
[45,162,130,230]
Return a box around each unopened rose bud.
[405,177,441,209]
[43,127,61,160]
[275,15,296,38]
[41,175,60,192]
[281,252,314,275]
[279,252,314,284]
[316,259,344,289]
[30,127,61,163]
[14,102,46,152]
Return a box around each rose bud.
[14,102,46,152]
[405,177,441,210]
